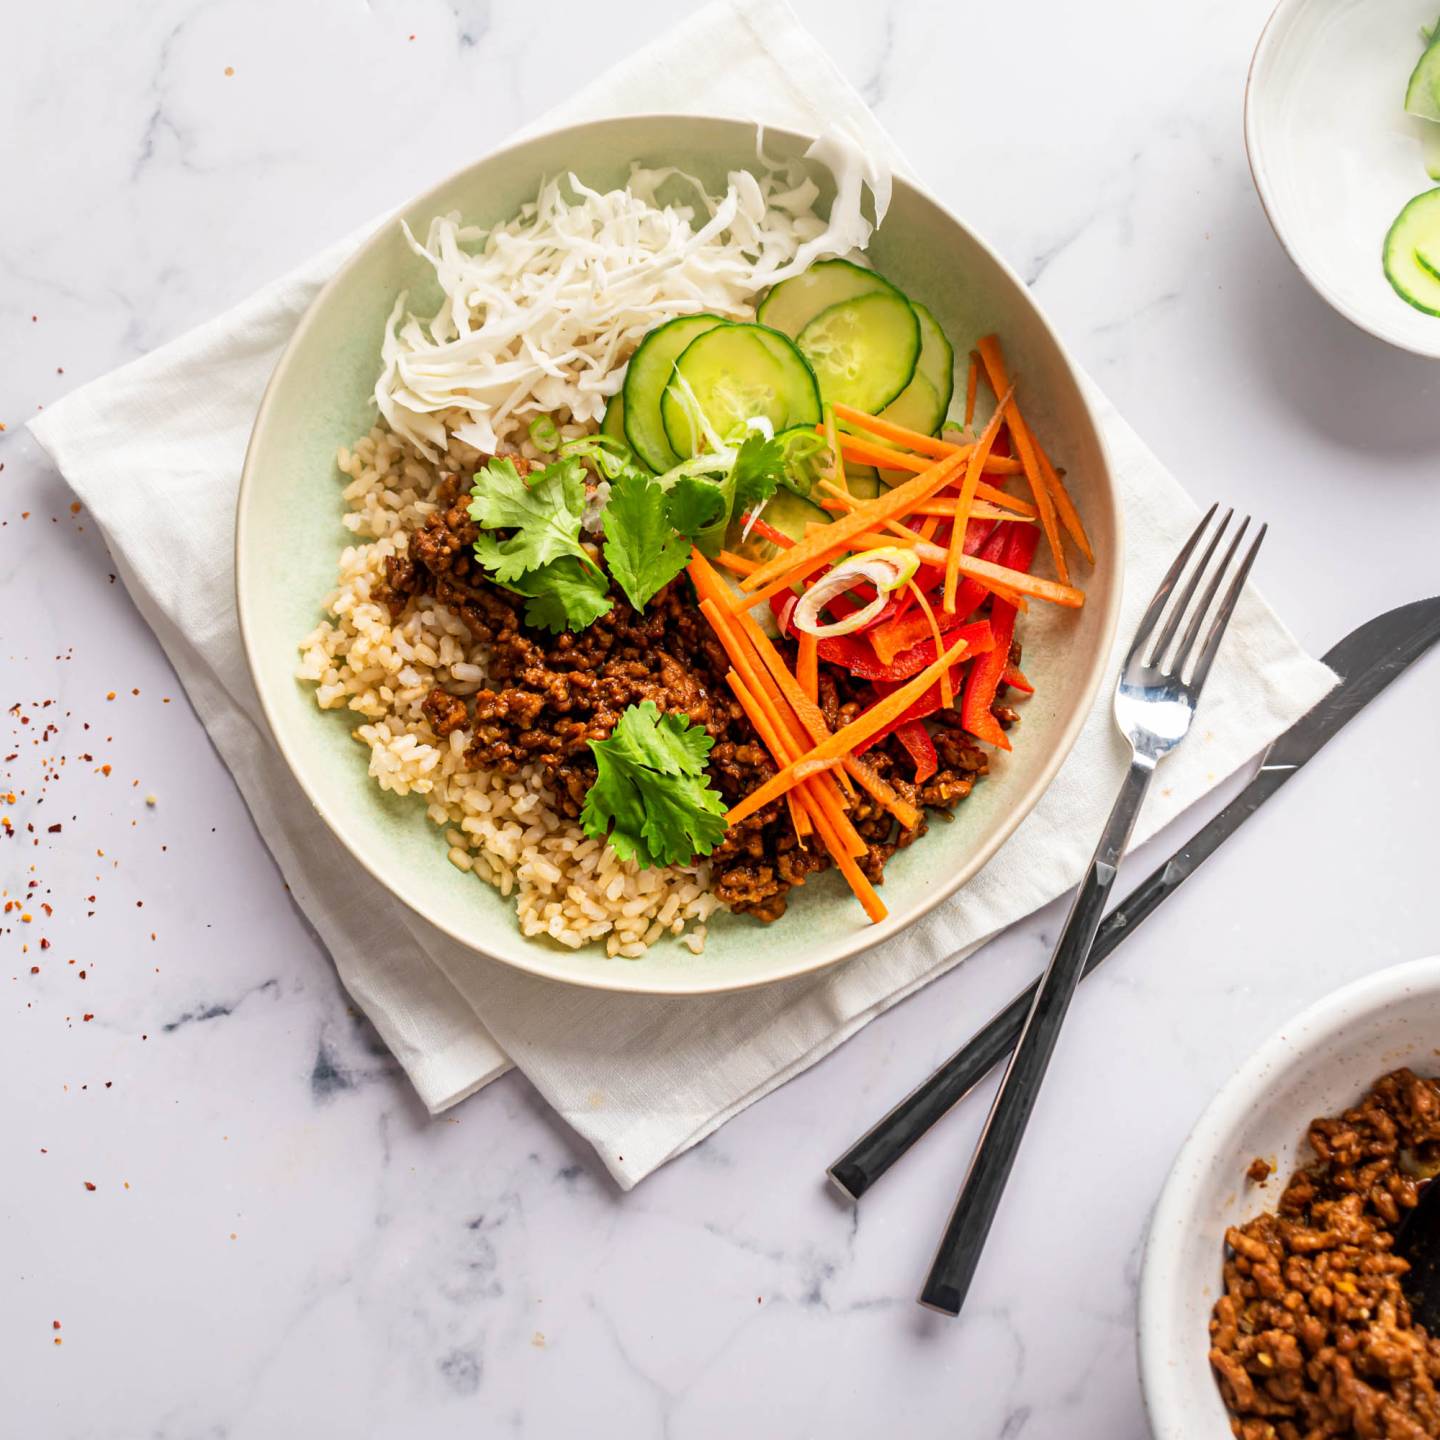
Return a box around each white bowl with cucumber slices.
[1246,0,1440,356]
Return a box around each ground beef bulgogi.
[1210,1069,1440,1439]
[379,463,1005,923]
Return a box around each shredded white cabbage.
[375,131,891,456]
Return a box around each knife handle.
[826,846,1196,1202]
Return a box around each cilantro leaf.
[731,428,831,508]
[665,475,727,539]
[468,455,591,584]
[602,469,693,611]
[730,431,786,511]
[580,702,728,868]
[505,557,613,634]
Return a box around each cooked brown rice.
[296,416,720,957]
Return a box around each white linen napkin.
[29,0,1335,1188]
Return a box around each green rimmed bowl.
[236,113,1123,996]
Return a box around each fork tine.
[1125,503,1219,667]
[1184,523,1267,696]
[1169,515,1251,677]
[1146,508,1233,670]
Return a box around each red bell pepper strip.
[893,719,938,783]
[883,620,994,680]
[854,667,968,753]
[742,513,794,550]
[868,533,1004,665]
[837,619,994,683]
[820,621,993,682]
[1002,662,1033,694]
[867,587,985,666]
[960,527,1039,749]
[853,622,995,751]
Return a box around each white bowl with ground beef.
[1140,954,1440,1438]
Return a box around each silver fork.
[918,504,1266,1317]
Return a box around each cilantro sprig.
[467,422,831,636]
[468,455,594,583]
[580,702,727,869]
[468,455,613,632]
[602,469,725,612]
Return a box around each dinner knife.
[828,595,1440,1202]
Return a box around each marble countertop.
[5,1,1440,1434]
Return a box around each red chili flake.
[39,938,49,949]
[29,965,38,974]
[99,765,111,777]
[41,903,51,916]
[78,970,86,979]
[52,1321,60,1330]
[83,1181,95,1191]
[130,689,139,697]
[105,692,115,702]
[82,1013,93,1021]
[47,824,60,833]
[69,502,81,516]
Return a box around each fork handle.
[919,754,1157,1317]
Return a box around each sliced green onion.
[778,427,829,495]
[562,433,641,480]
[792,547,920,638]
[528,415,560,452]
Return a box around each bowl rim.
[234,111,1124,996]
[1137,951,1440,1436]
[1243,0,1440,361]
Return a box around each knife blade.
[828,597,1440,1202]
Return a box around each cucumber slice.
[622,313,724,471]
[600,391,626,442]
[797,292,920,414]
[758,486,829,545]
[660,323,821,458]
[749,322,824,400]
[872,375,944,487]
[908,303,956,420]
[1407,33,1440,122]
[756,257,905,338]
[1425,124,1440,183]
[869,307,954,468]
[845,469,882,501]
[1383,188,1440,315]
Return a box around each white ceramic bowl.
[1139,953,1440,1437]
[236,113,1122,996]
[1246,0,1440,357]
